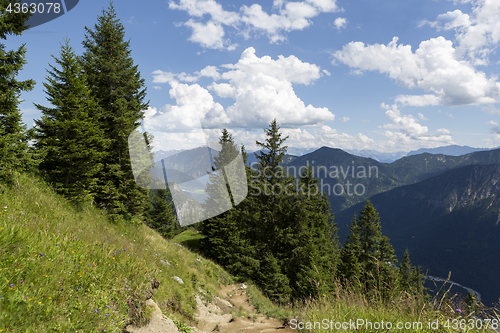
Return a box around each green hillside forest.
[1,1,500,331]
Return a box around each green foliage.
[0,0,32,39]
[0,0,36,181]
[146,188,178,239]
[80,2,151,220]
[33,38,108,204]
[200,121,340,303]
[339,200,406,300]
[173,319,193,333]
[200,129,256,279]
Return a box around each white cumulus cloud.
[150,47,334,131]
[333,36,500,106]
[333,17,347,30]
[169,0,340,49]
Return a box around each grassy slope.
[0,172,233,332]
[1,172,499,332]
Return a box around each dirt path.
[125,284,296,333]
[192,284,296,333]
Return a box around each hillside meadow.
[0,172,499,332]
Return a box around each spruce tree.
[398,248,425,295]
[399,248,413,292]
[0,1,35,181]
[200,129,252,278]
[289,165,339,299]
[339,200,397,297]
[80,2,151,220]
[33,38,108,204]
[339,216,362,287]
[146,188,178,239]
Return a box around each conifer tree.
[0,1,35,181]
[289,165,339,299]
[80,2,151,219]
[33,39,107,204]
[339,200,397,296]
[339,216,362,286]
[200,129,252,277]
[398,248,425,295]
[146,188,178,239]
[254,119,295,251]
[399,248,413,292]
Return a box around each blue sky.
[5,0,500,153]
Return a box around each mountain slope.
[0,172,235,332]
[284,147,500,212]
[335,164,500,305]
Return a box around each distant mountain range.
[347,145,499,163]
[406,144,497,157]
[346,149,407,163]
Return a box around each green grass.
[0,172,232,332]
[1,172,499,332]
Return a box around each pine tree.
[254,119,294,251]
[398,248,425,295]
[33,38,108,204]
[339,200,397,297]
[399,248,413,292]
[288,165,338,299]
[200,129,252,278]
[80,2,151,220]
[0,1,35,181]
[339,216,362,287]
[146,188,178,239]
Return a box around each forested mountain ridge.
[284,147,500,212]
[336,163,500,306]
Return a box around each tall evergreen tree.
[288,165,339,299]
[146,188,178,239]
[339,200,397,296]
[80,2,151,219]
[0,1,35,181]
[33,38,108,204]
[200,129,253,278]
[398,248,425,295]
[338,215,362,286]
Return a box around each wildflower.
[40,253,44,256]
[56,244,59,246]
[19,280,23,284]
[106,305,109,308]
[9,284,13,287]
[95,309,98,313]
[456,309,462,313]
[105,314,108,317]
[119,267,122,270]
[20,212,24,215]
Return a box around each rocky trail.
[125,284,297,333]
